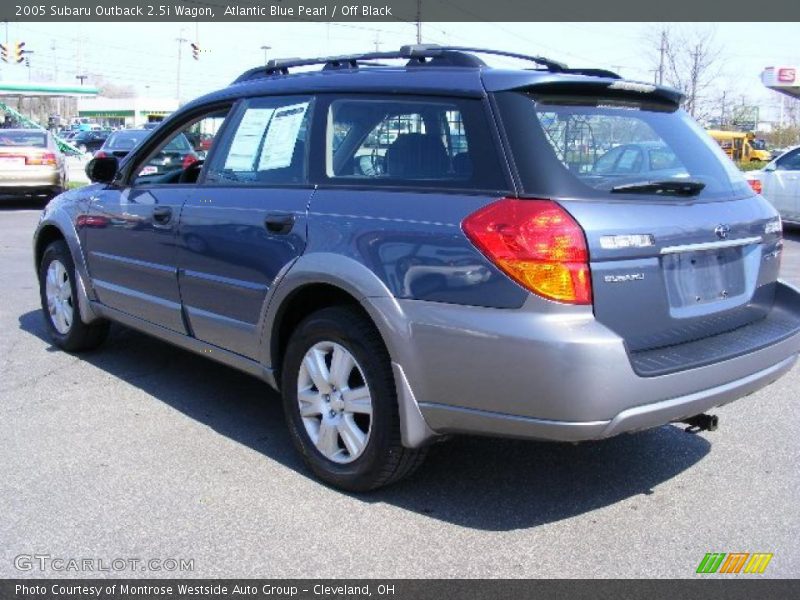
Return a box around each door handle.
[264,212,295,235]
[153,206,173,224]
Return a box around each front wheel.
[39,240,109,351]
[281,306,427,491]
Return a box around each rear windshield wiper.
[610,180,706,196]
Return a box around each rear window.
[324,96,506,191]
[496,92,751,200]
[106,131,149,151]
[0,131,47,147]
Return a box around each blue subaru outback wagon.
[34,46,800,490]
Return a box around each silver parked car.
[0,129,67,202]
[747,146,800,224]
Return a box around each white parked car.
[747,146,800,224]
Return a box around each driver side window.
[131,109,229,185]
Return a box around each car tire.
[39,240,109,352]
[281,305,427,492]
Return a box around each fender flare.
[259,252,438,448]
[34,207,101,324]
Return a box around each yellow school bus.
[707,130,771,162]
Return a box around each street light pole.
[260,45,271,66]
[176,30,187,103]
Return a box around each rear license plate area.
[662,247,746,308]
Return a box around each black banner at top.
[4,0,800,22]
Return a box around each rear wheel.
[39,240,109,351]
[281,306,427,491]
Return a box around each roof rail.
[231,44,619,84]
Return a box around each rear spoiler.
[484,72,684,108]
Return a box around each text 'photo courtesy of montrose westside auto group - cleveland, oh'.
[1,0,800,598]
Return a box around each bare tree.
[92,76,137,99]
[646,26,724,121]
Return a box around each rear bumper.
[374,280,800,445]
[0,167,63,191]
[419,353,796,442]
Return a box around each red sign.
[778,68,796,83]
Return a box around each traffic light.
[0,44,7,63]
[190,42,200,60]
[14,41,25,64]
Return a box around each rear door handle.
[153,206,173,224]
[264,212,295,235]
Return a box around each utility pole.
[415,0,422,44]
[25,50,33,81]
[688,45,700,118]
[373,33,381,52]
[720,91,727,128]
[657,29,666,86]
[176,31,187,103]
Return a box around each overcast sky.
[1,21,797,120]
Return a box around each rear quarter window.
[322,96,507,192]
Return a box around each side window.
[206,96,312,185]
[132,109,229,185]
[776,149,800,171]
[325,97,505,189]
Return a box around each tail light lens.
[182,153,199,169]
[26,152,58,166]
[462,198,592,304]
[747,178,763,195]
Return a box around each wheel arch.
[34,210,101,324]
[260,252,438,449]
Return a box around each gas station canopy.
[761,66,800,100]
[0,82,99,97]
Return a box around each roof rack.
[232,44,619,84]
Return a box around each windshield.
[496,91,751,200]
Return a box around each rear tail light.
[94,151,107,159]
[747,178,763,195]
[26,152,58,166]
[462,198,592,304]
[182,153,199,169]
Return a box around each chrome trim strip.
[660,236,762,255]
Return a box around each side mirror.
[85,156,119,183]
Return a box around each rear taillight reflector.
[747,178,763,195]
[462,198,592,305]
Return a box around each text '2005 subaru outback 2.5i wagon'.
[34,46,800,491]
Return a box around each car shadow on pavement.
[19,309,711,532]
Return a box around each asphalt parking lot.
[1,203,798,579]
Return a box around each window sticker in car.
[258,102,309,171]
[224,108,275,171]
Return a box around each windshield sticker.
[258,102,309,171]
[224,107,275,170]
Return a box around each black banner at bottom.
[2,579,799,600]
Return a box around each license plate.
[0,156,25,168]
[140,165,158,175]
[663,247,747,307]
